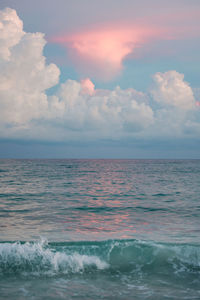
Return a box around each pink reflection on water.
[58,161,158,239]
[59,209,153,240]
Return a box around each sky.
[0,0,200,158]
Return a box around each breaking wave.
[0,239,200,277]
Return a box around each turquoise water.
[0,159,200,299]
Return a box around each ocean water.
[0,159,200,299]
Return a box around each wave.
[0,239,200,277]
[0,239,108,276]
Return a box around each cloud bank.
[0,8,199,142]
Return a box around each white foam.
[0,240,109,275]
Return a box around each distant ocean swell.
[0,239,200,277]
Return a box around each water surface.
[0,159,200,299]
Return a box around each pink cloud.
[81,78,95,96]
[50,7,200,81]
[51,24,162,80]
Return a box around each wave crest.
[0,239,200,277]
[0,240,108,276]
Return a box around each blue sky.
[0,0,200,158]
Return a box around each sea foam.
[0,240,108,276]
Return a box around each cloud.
[49,81,154,138]
[150,71,196,110]
[0,8,199,143]
[0,7,24,60]
[81,78,95,96]
[48,2,200,81]
[51,24,162,80]
[0,7,60,126]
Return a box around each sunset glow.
[52,25,162,80]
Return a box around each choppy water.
[0,159,200,299]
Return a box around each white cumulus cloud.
[0,8,24,61]
[151,70,196,110]
[0,7,60,126]
[48,81,154,140]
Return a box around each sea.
[0,159,200,299]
